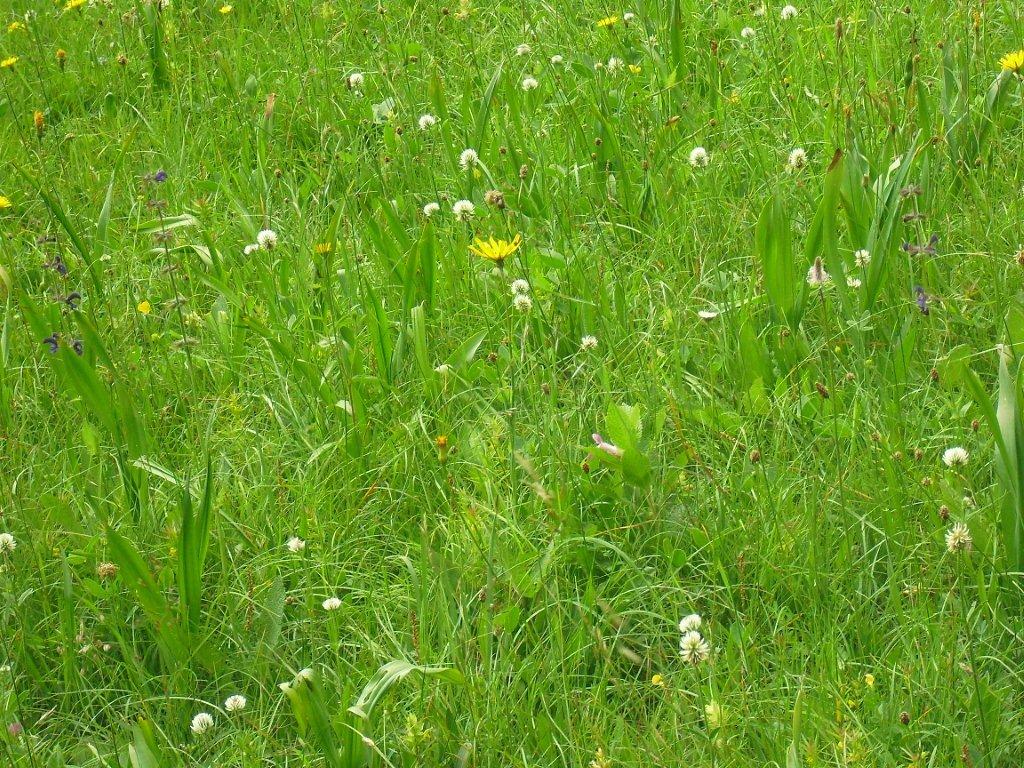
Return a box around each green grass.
[1,0,1024,766]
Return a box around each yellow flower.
[863,673,875,688]
[8,21,25,33]
[1,56,18,69]
[468,234,522,267]
[1000,49,1024,73]
[219,4,233,13]
[627,64,641,74]
[651,673,665,687]
[597,15,619,28]
[0,195,11,210]
[64,0,86,10]
[137,300,152,315]
[314,241,333,255]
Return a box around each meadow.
[1,0,1023,765]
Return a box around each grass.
[1,0,1024,766]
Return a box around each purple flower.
[8,722,22,737]
[153,169,167,183]
[914,285,929,316]
[42,333,59,354]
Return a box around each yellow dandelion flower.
[468,234,522,268]
[1000,49,1024,73]
[597,15,619,28]
[627,64,641,74]
[137,300,152,315]
[314,241,333,255]
[863,673,875,688]
[651,673,665,687]
[219,4,233,14]
[64,0,86,9]
[0,195,11,209]
[1,56,18,69]
[8,21,25,33]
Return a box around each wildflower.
[224,695,247,712]
[780,4,798,19]
[484,189,505,208]
[286,536,306,552]
[256,229,278,250]
[627,64,641,74]
[679,614,702,632]
[592,433,623,458]
[347,72,364,90]
[753,3,766,16]
[580,335,599,351]
[623,12,635,22]
[65,0,87,10]
[864,673,875,688]
[513,293,533,313]
[854,249,871,267]
[452,199,475,221]
[1,56,18,69]
[806,257,830,286]
[741,26,756,39]
[846,277,862,289]
[903,234,939,256]
[521,76,539,91]
[0,533,15,554]
[417,113,437,130]
[243,243,259,256]
[219,4,233,13]
[704,700,723,728]
[945,521,972,553]
[314,242,333,255]
[1000,50,1024,73]
[322,597,342,611]
[942,447,969,467]
[8,22,25,32]
[422,201,441,217]
[515,43,531,56]
[787,147,808,171]
[510,278,530,295]
[679,630,710,665]
[914,285,930,315]
[590,748,611,768]
[459,148,479,170]
[606,57,623,73]
[137,300,152,315]
[550,54,564,65]
[33,110,44,136]
[0,196,11,210]
[597,15,619,28]
[190,712,214,735]
[97,562,117,579]
[651,673,665,687]
[470,234,522,268]
[688,146,710,168]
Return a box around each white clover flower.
[510,279,531,295]
[741,26,756,39]
[780,5,798,20]
[753,3,766,16]
[452,199,475,221]
[689,146,710,168]
[347,72,365,89]
[0,533,15,554]
[787,147,808,172]
[679,630,710,665]
[854,249,871,267]
[550,54,564,65]
[846,277,862,289]
[580,335,599,351]
[224,695,247,712]
[623,12,635,22]
[945,521,972,553]
[243,243,259,256]
[515,43,531,56]
[704,700,723,728]
[286,536,305,553]
[513,293,533,313]
[806,257,830,286]
[678,613,702,633]
[418,114,437,130]
[521,76,539,91]
[256,229,278,250]
[943,447,969,467]
[422,202,441,218]
[322,597,342,611]
[459,148,479,170]
[190,712,214,735]
[606,57,624,73]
